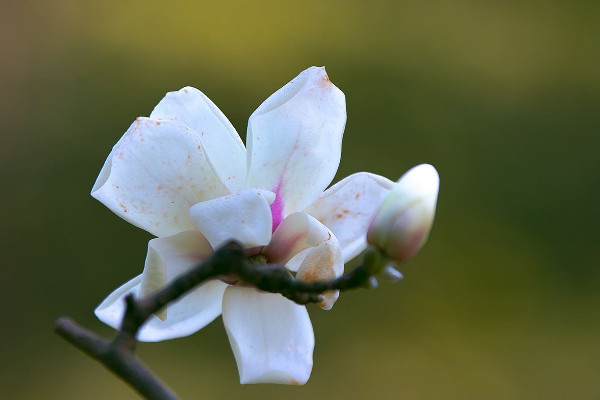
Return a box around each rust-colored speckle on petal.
[197,145,202,150]
[355,193,360,200]
[155,121,161,126]
[156,185,163,191]
[290,378,301,386]
[119,203,128,213]
[183,89,189,94]
[318,74,332,89]
[300,268,319,282]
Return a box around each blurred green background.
[2,0,599,399]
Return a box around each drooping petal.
[139,230,214,320]
[296,236,344,310]
[246,66,346,229]
[92,118,230,237]
[222,286,314,385]
[189,189,275,250]
[94,274,141,328]
[95,277,227,342]
[150,87,246,193]
[305,172,394,262]
[95,231,228,341]
[263,212,332,267]
[138,245,168,321]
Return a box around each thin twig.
[55,241,382,400]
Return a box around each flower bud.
[367,164,439,263]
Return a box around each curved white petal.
[95,277,227,342]
[305,172,394,262]
[94,274,142,330]
[189,189,275,249]
[284,248,310,273]
[222,286,314,385]
[95,231,227,341]
[263,212,332,266]
[150,87,246,193]
[246,66,346,229]
[296,236,344,310]
[92,118,230,237]
[139,230,214,320]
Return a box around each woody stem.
[55,241,382,400]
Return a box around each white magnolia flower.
[91,66,403,385]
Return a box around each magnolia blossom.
[367,164,439,263]
[91,66,420,385]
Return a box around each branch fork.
[55,241,389,400]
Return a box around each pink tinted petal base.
[263,212,332,266]
[270,184,285,232]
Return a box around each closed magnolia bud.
[367,164,439,263]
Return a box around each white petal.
[246,66,346,229]
[222,286,314,385]
[189,189,275,249]
[150,87,246,193]
[296,236,344,310]
[263,212,332,266]
[95,231,228,341]
[305,172,394,262]
[139,230,213,320]
[138,244,168,320]
[284,248,311,273]
[92,118,230,237]
[94,275,142,331]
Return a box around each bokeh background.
[2,1,599,399]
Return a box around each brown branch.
[55,241,387,400]
[55,317,179,400]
